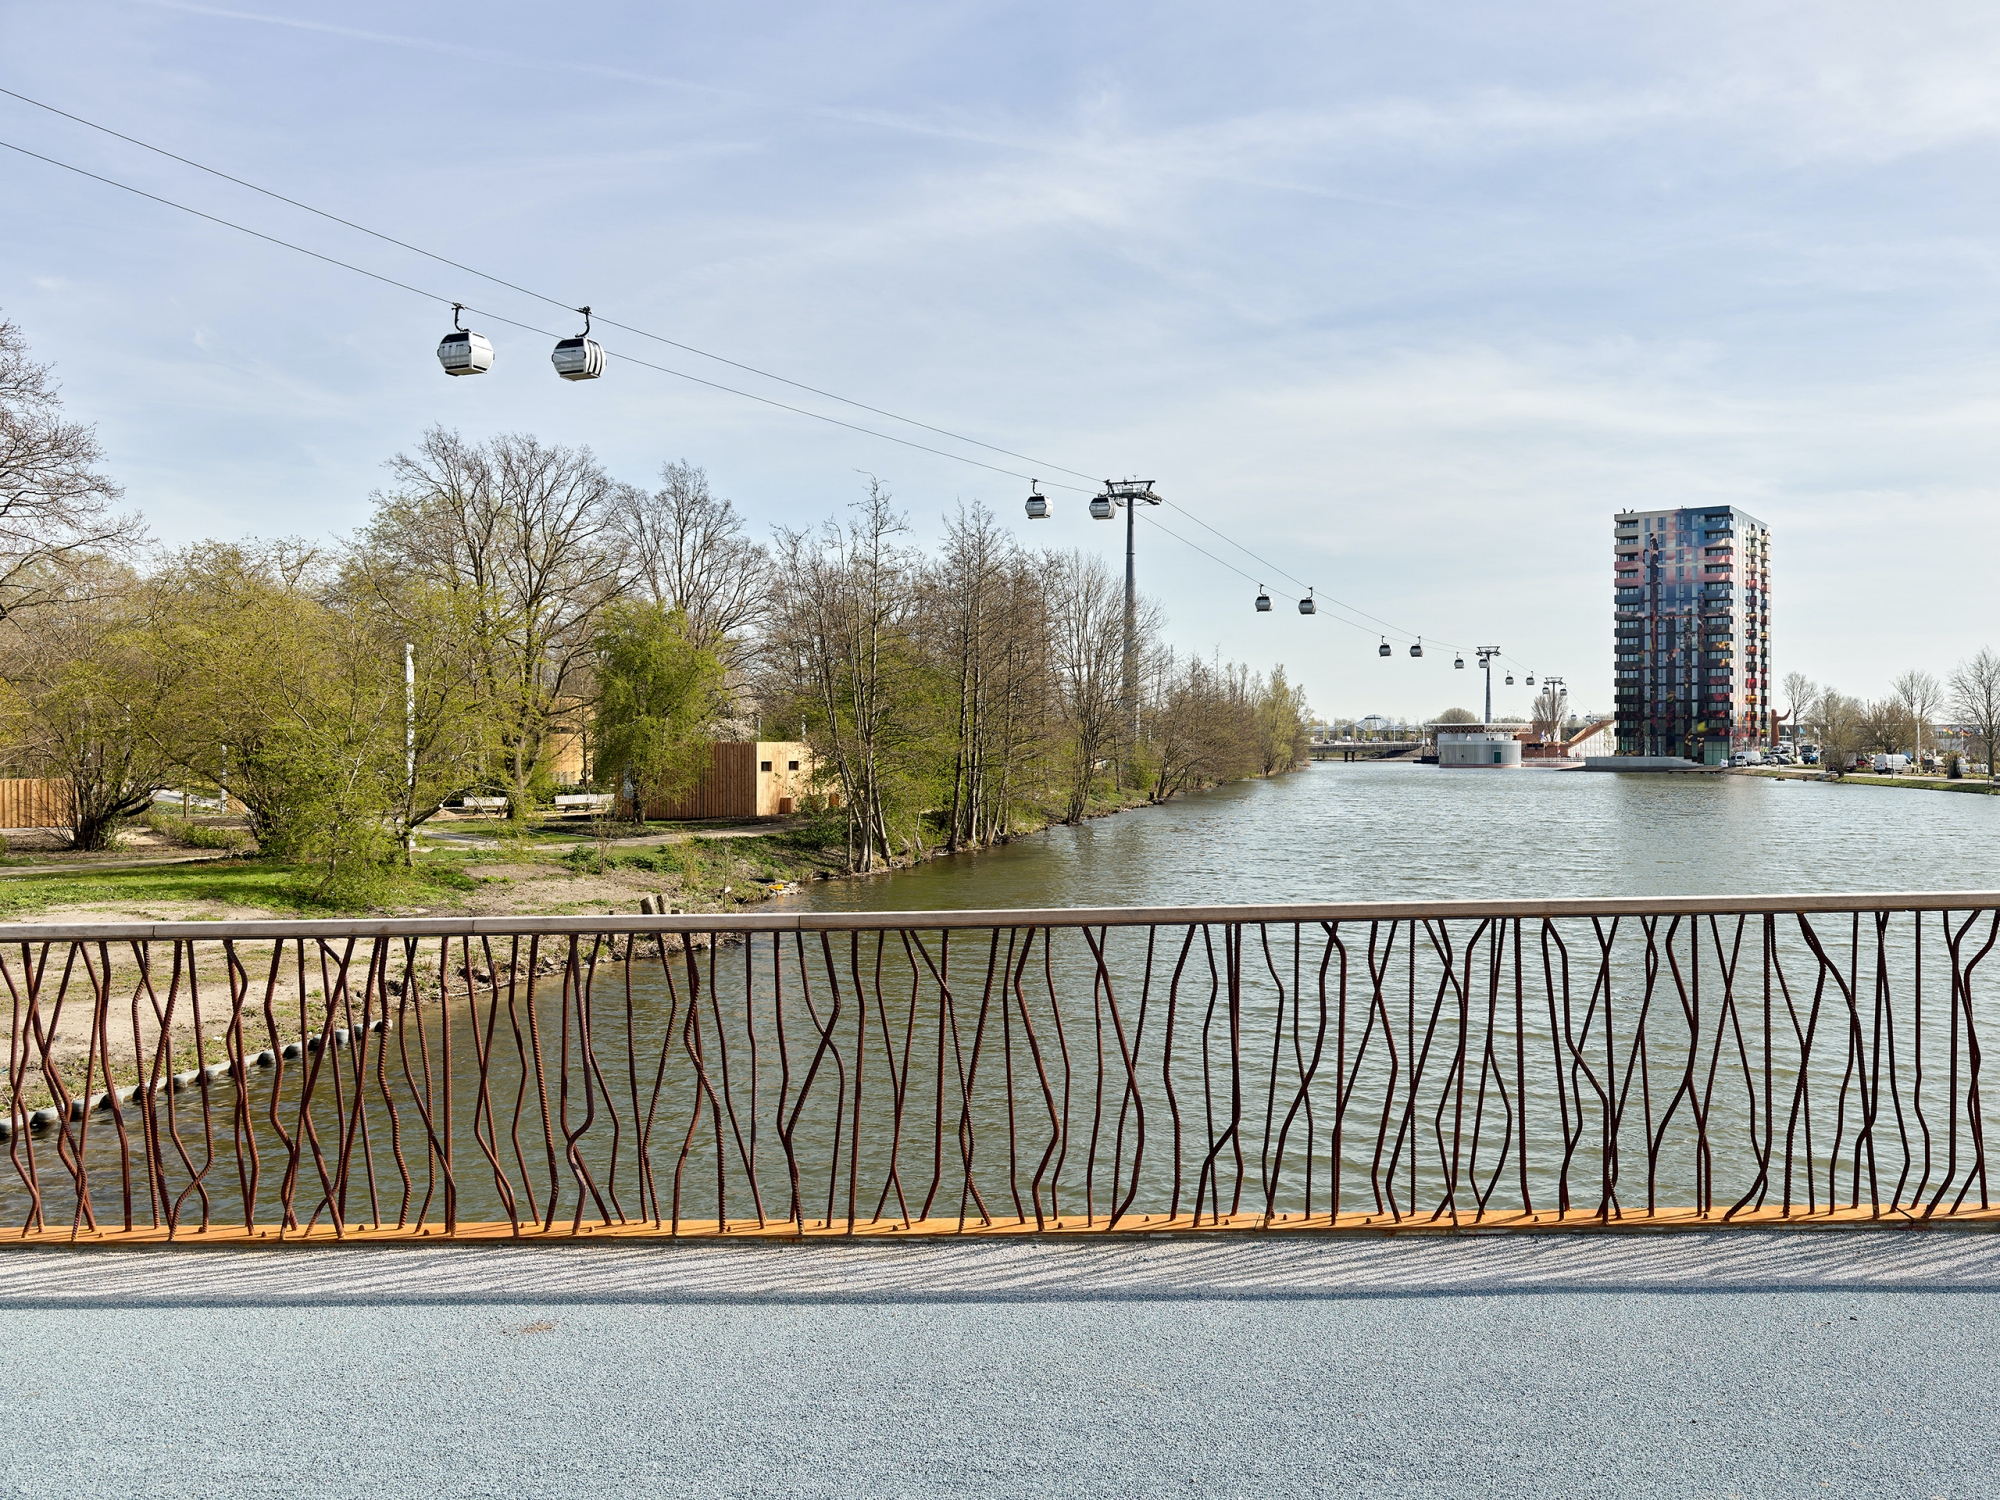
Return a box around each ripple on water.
[797,764,2000,911]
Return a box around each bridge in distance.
[1309,740,1422,761]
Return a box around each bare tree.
[0,316,145,624]
[364,429,625,818]
[1950,647,2000,781]
[766,479,915,871]
[1891,668,1943,767]
[1860,698,1903,756]
[616,460,769,668]
[1530,681,1569,748]
[1782,672,1818,749]
[1045,550,1125,824]
[1811,690,1867,774]
[921,503,1050,851]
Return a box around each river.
[792,763,2000,912]
[15,766,1999,1238]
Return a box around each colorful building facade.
[1613,506,1772,763]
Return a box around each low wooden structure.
[639,742,814,821]
[0,778,67,830]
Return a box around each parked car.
[1765,750,1794,766]
[1731,751,1764,767]
[1871,753,1911,775]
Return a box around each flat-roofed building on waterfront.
[1613,506,1772,763]
[1430,724,1524,768]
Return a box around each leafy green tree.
[1255,666,1312,775]
[0,560,173,850]
[591,600,728,813]
[147,543,405,893]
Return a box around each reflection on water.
[793,764,2000,912]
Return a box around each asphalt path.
[2,1232,1996,1498]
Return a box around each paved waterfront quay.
[2,1232,1997,1497]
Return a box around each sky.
[3,1,1998,724]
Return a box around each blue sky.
[4,1,1998,722]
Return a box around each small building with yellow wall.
[636,741,815,821]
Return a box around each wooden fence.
[0,779,68,830]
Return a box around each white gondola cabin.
[437,305,494,376]
[553,306,605,381]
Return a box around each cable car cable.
[2,89,1477,640]
[0,136,1093,490]
[0,86,1106,488]
[1,103,1515,656]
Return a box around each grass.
[0,857,479,918]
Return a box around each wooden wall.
[0,779,69,829]
[640,743,814,822]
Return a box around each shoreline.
[1742,767,2000,794]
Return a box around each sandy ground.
[0,818,802,1093]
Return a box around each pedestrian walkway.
[3,1231,1996,1497]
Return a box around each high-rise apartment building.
[1613,506,1772,762]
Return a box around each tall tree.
[1255,666,1312,775]
[923,503,1050,851]
[1950,648,2000,782]
[1046,550,1125,824]
[1781,672,1819,749]
[0,561,172,850]
[591,601,729,814]
[1891,669,1943,765]
[1530,681,1570,749]
[365,428,625,818]
[767,480,918,871]
[148,543,405,882]
[0,316,145,623]
[615,461,769,670]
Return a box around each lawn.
[0,857,478,918]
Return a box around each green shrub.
[181,824,252,852]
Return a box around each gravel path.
[2,1232,1994,1497]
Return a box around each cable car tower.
[1475,645,1503,723]
[1093,479,1162,741]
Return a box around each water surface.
[796,764,1999,911]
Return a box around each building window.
[760,761,772,772]
[788,760,800,771]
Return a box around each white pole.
[404,642,416,853]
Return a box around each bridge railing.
[4,894,1996,1243]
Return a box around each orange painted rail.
[5,897,1998,1243]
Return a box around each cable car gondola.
[1454,654,1466,669]
[1410,637,1424,658]
[1525,673,1535,686]
[437,304,494,376]
[1505,673,1515,685]
[552,306,605,381]
[1255,587,1272,613]
[1298,589,1316,615]
[1025,480,1048,520]
[1090,493,1115,520]
[1378,637,1392,657]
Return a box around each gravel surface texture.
[2,1232,1995,1498]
